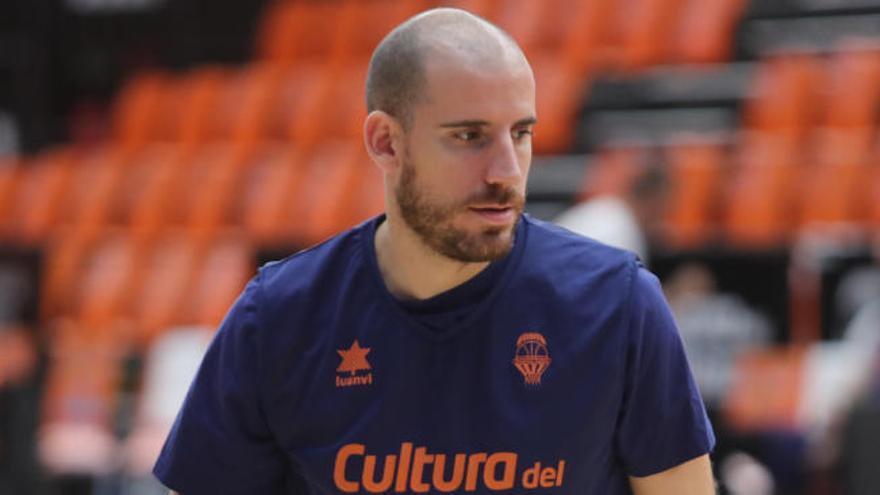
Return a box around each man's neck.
[374,216,489,301]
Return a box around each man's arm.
[629,454,715,495]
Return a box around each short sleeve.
[615,265,715,477]
[153,273,287,493]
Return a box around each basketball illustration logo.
[513,332,551,385]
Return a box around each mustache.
[464,184,524,207]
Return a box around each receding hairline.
[365,8,527,128]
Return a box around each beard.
[395,156,525,263]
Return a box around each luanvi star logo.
[336,340,373,388]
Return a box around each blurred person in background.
[833,266,880,351]
[834,265,880,495]
[663,262,773,414]
[662,262,775,495]
[153,8,715,495]
[554,151,670,264]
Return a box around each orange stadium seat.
[615,0,687,72]
[822,45,880,129]
[255,1,349,66]
[224,64,286,144]
[151,143,247,233]
[343,150,386,228]
[112,71,170,150]
[41,229,98,322]
[10,149,76,245]
[798,129,875,229]
[288,62,367,145]
[122,67,228,147]
[560,0,616,73]
[128,231,203,346]
[181,231,253,328]
[70,230,142,338]
[434,0,500,20]
[187,144,252,233]
[260,63,328,141]
[106,144,182,231]
[236,144,304,244]
[530,54,587,154]
[533,0,607,57]
[127,78,182,143]
[870,160,880,231]
[172,66,231,148]
[289,139,363,245]
[0,157,21,240]
[724,132,801,248]
[54,146,129,235]
[672,0,747,64]
[0,325,36,388]
[663,141,726,248]
[724,346,808,431]
[127,145,189,235]
[743,53,824,140]
[335,0,426,62]
[492,0,551,58]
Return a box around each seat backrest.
[129,231,203,346]
[237,143,305,244]
[671,0,747,64]
[664,141,726,248]
[14,149,75,245]
[184,232,253,327]
[112,71,170,149]
[723,132,800,247]
[255,1,349,66]
[822,45,880,129]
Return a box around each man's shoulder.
[256,219,373,300]
[513,215,640,305]
[523,214,638,270]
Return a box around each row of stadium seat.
[4,132,877,266]
[2,133,875,355]
[41,228,252,346]
[256,0,746,69]
[111,0,747,155]
[733,43,880,247]
[591,133,880,249]
[746,44,880,134]
[0,140,384,247]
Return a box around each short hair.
[365,22,426,130]
[365,9,521,130]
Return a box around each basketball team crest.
[512,332,551,385]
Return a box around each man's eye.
[513,128,533,140]
[454,130,482,142]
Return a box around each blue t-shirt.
[397,224,510,333]
[154,214,714,494]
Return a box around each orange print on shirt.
[337,340,371,375]
[336,340,373,388]
[513,332,551,386]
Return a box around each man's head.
[364,8,536,262]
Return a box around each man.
[155,8,715,494]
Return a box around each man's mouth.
[468,205,516,224]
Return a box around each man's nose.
[485,134,523,186]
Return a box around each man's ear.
[364,111,404,173]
